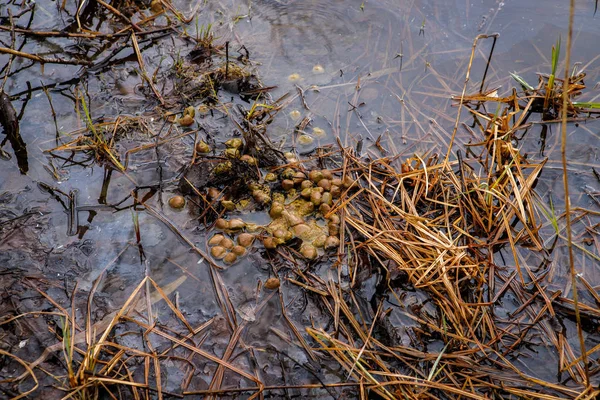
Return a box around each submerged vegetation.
[1,1,600,399]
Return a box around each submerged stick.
[0,90,28,174]
[478,34,498,94]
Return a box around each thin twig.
[0,47,92,66]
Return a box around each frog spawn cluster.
[208,225,255,265]
[195,137,259,168]
[205,166,354,265]
[262,167,350,258]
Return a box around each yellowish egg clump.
[298,135,314,145]
[312,64,324,74]
[168,195,185,209]
[312,127,326,138]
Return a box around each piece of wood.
[0,90,27,174]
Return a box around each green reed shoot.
[544,36,561,112]
[509,72,534,92]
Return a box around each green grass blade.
[572,101,600,109]
[510,72,535,91]
[428,343,448,381]
[548,36,561,92]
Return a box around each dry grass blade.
[307,328,396,400]
[122,316,260,384]
[131,33,164,105]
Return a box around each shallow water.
[1,0,600,397]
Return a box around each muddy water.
[1,0,600,397]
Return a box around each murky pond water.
[1,0,600,398]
